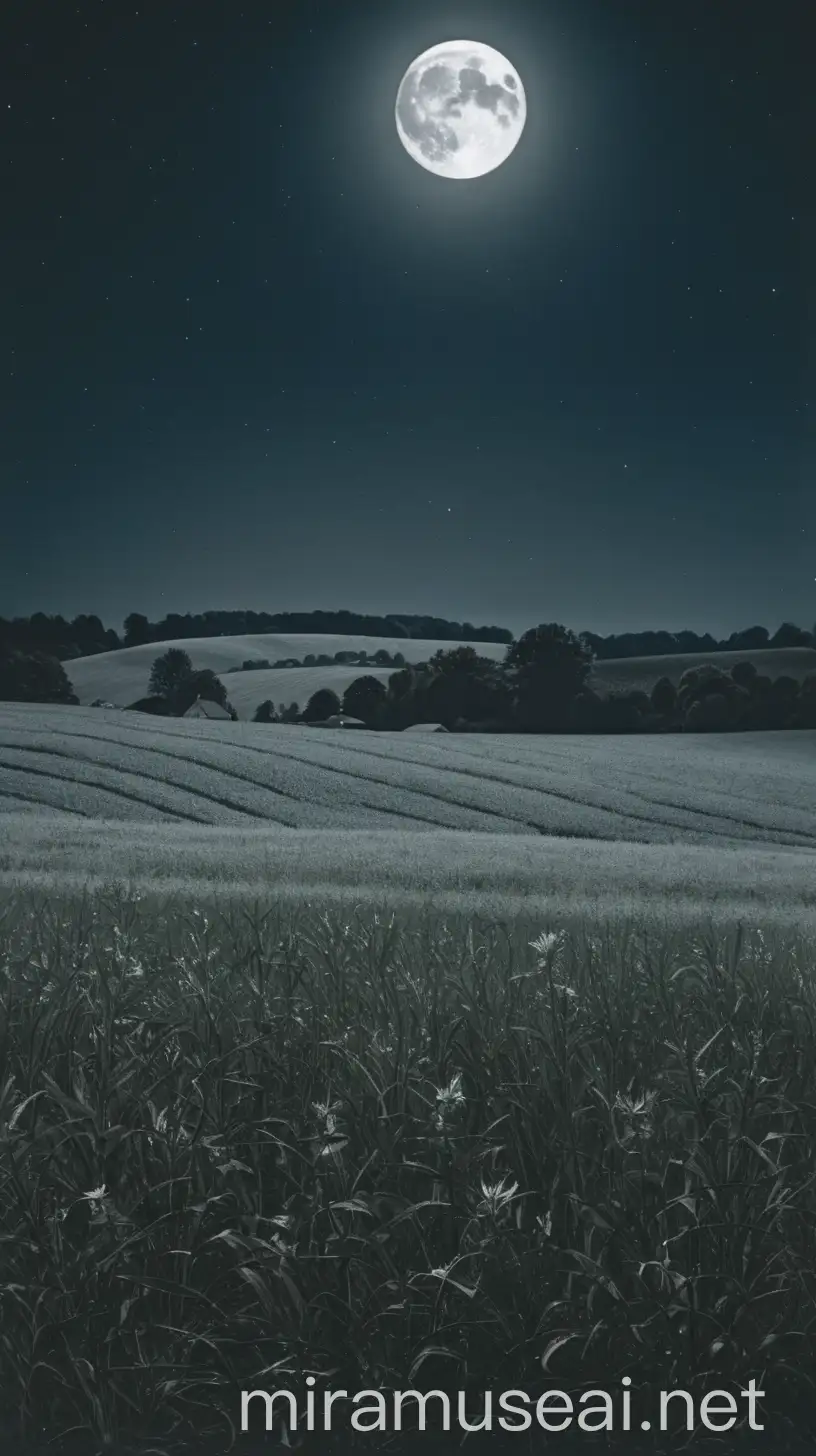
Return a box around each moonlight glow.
[395,40,527,180]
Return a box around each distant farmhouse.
[402,723,449,733]
[308,714,367,729]
[184,697,231,721]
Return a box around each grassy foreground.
[1,890,816,1453]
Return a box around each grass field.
[1,893,815,1453]
[63,635,816,719]
[3,685,816,1450]
[2,706,816,929]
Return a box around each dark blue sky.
[2,0,812,639]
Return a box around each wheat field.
[2,705,815,928]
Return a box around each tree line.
[2,608,814,664]
[121,609,513,648]
[3,626,815,732]
[146,631,816,734]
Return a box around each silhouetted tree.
[727,626,770,651]
[342,675,387,725]
[149,648,193,700]
[279,701,300,723]
[423,647,511,727]
[124,613,152,648]
[504,623,593,730]
[0,651,78,704]
[770,622,812,648]
[302,688,341,722]
[253,700,278,723]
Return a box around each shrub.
[597,692,645,733]
[676,663,732,710]
[730,660,758,689]
[342,675,387,725]
[684,693,732,731]
[770,674,800,702]
[650,675,677,717]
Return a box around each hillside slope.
[66,634,506,715]
[590,646,816,694]
[1,705,815,846]
[64,636,816,720]
[3,707,815,927]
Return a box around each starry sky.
[3,0,812,640]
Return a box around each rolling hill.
[590,646,816,695]
[63,635,816,721]
[2,705,815,927]
[66,633,507,717]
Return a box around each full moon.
[395,40,527,180]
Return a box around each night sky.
[3,0,813,640]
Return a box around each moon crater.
[395,41,527,179]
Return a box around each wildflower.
[477,1174,519,1219]
[613,1089,657,1119]
[312,1098,342,1129]
[433,1072,466,1131]
[82,1184,107,1203]
[613,1088,658,1142]
[529,931,563,960]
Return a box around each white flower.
[613,1089,657,1119]
[477,1175,519,1218]
[433,1073,466,1130]
[529,931,564,960]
